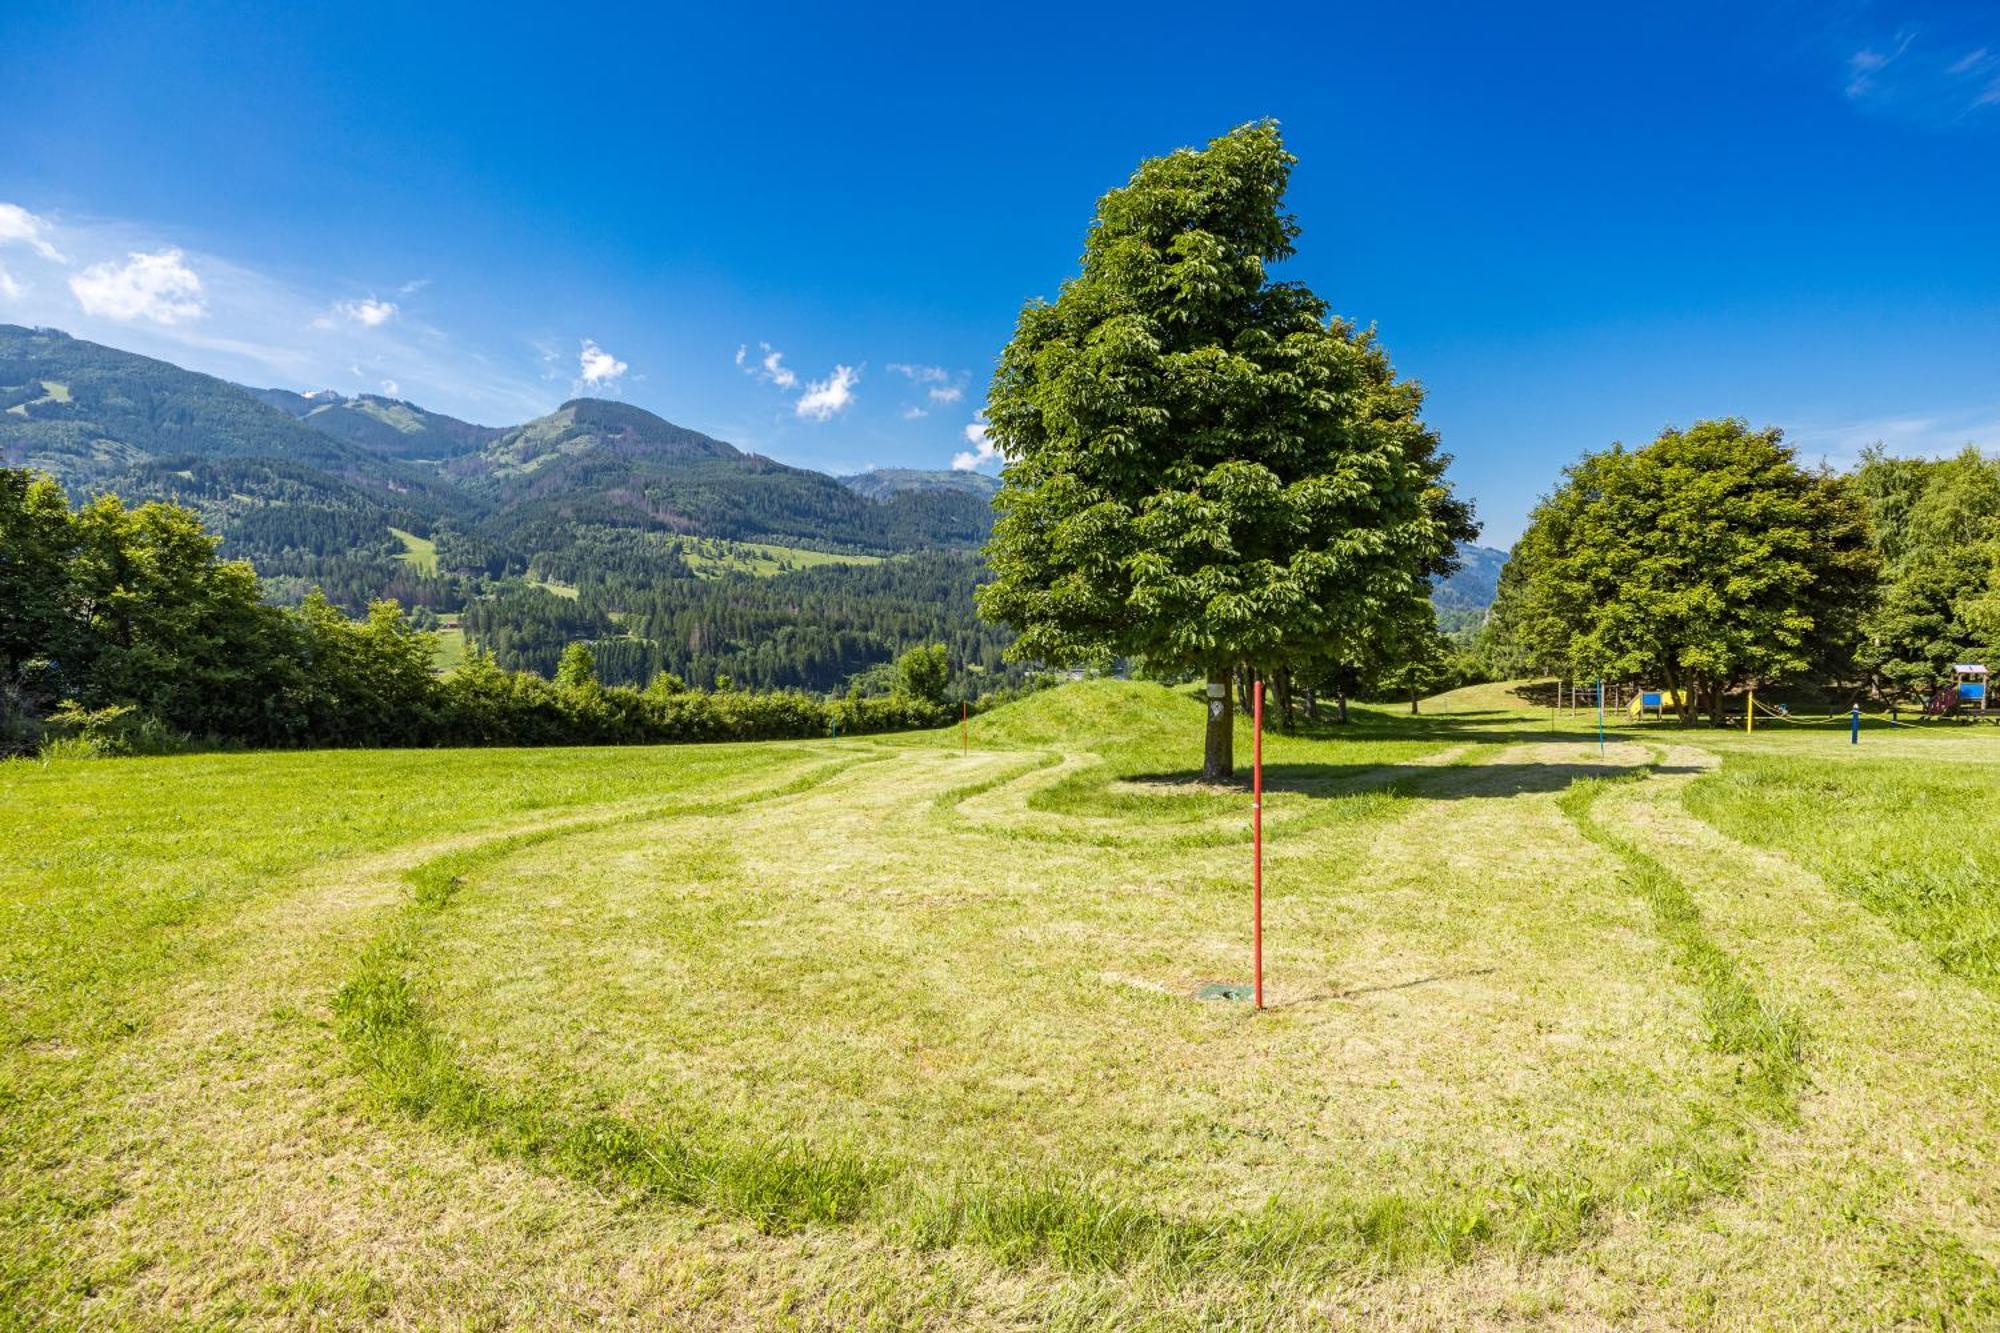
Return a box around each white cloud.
[951,414,999,471]
[69,248,206,324]
[578,338,629,386]
[795,364,859,421]
[1950,47,1990,75]
[890,361,967,409]
[902,405,928,419]
[0,203,66,262]
[381,378,401,397]
[739,340,798,389]
[335,296,398,327]
[0,265,21,301]
[397,277,431,296]
[0,202,553,422]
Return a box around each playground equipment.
[1628,688,1687,720]
[1924,665,1989,718]
[1955,664,1989,717]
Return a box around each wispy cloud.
[0,264,22,302]
[0,203,67,263]
[796,364,859,421]
[69,248,207,325]
[1788,404,2000,469]
[737,341,798,388]
[890,361,968,407]
[1837,20,2000,127]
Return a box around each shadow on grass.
[1124,759,1705,801]
[1264,966,1504,1010]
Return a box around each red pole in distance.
[1253,677,1264,1011]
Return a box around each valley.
[0,323,1511,693]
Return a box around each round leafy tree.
[976,122,1473,777]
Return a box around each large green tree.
[976,122,1473,778]
[1851,446,2000,701]
[1492,419,1876,723]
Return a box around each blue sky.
[3,1,1998,544]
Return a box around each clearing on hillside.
[3,681,1997,1328]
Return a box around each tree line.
[0,469,1037,756]
[1474,422,1998,720]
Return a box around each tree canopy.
[1850,446,2000,700]
[1489,419,1875,721]
[976,122,1473,775]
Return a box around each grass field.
[431,615,467,672]
[387,526,438,577]
[672,536,883,578]
[3,681,1998,1327]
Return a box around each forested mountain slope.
[0,327,993,584]
[252,386,503,462]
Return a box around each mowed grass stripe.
[336,729,1800,1285]
[1558,771,1808,1119]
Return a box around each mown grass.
[0,740,846,1323]
[1558,772,1809,1118]
[1683,753,2000,991]
[335,762,1671,1286]
[5,681,2000,1327]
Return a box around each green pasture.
[386,526,437,576]
[3,681,1997,1328]
[672,535,883,578]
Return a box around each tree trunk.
[1202,672,1234,781]
[1273,666,1295,734]
[1336,689,1349,724]
[1662,663,1690,728]
[1409,685,1420,715]
[1304,688,1317,722]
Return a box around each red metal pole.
[1253,678,1264,1010]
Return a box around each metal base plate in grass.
[1196,983,1254,1002]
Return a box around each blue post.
[1597,677,1605,755]
[1850,703,1860,745]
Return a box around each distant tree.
[976,122,1474,778]
[554,641,598,691]
[894,642,951,705]
[0,470,80,691]
[1493,419,1876,723]
[1852,446,2000,701]
[66,490,301,737]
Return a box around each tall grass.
[1684,757,2000,993]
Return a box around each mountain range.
[1,324,1503,684]
[0,325,998,596]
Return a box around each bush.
[41,701,190,758]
